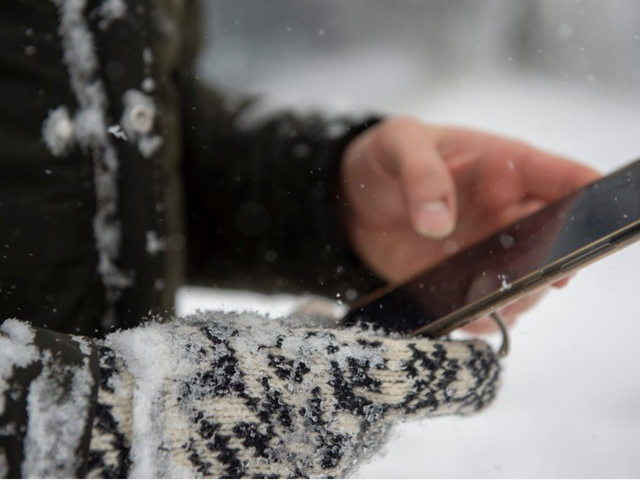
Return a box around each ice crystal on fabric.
[145,231,165,256]
[95,0,127,30]
[0,320,38,415]
[138,135,164,159]
[22,344,94,478]
[107,124,128,141]
[42,106,74,156]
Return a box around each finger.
[552,274,574,289]
[518,149,602,202]
[462,312,516,335]
[436,128,601,202]
[379,120,458,239]
[463,289,547,334]
[397,145,457,239]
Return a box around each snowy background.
[178,1,640,477]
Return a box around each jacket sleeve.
[0,319,100,478]
[86,312,500,478]
[178,3,385,300]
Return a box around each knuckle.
[377,116,424,147]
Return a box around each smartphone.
[340,158,640,338]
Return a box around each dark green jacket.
[0,0,381,337]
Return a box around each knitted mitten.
[87,311,500,478]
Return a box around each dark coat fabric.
[0,1,385,475]
[0,0,382,337]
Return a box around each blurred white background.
[178,1,640,477]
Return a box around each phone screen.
[342,159,640,335]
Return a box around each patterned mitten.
[88,311,500,478]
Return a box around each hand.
[340,117,600,331]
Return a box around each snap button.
[129,104,154,134]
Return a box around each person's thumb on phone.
[341,117,457,238]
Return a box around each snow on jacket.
[0,316,500,478]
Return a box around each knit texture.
[87,312,500,478]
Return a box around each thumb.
[341,118,457,239]
[386,121,458,239]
